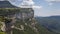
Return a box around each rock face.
[5,8,34,34]
[0,1,35,34]
[0,21,6,32]
[0,1,56,34]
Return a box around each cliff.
[0,1,57,34]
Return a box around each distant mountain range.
[35,16,60,34]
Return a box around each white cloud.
[19,0,34,8]
[19,0,42,8]
[45,0,60,2]
[19,5,43,9]
[32,6,42,9]
[20,0,34,6]
[8,0,34,8]
[49,2,53,5]
[45,0,55,2]
[8,0,23,7]
[45,0,60,5]
[8,0,42,9]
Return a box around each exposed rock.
[0,21,6,31]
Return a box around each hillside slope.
[35,16,60,34]
[0,17,58,34]
[11,18,56,34]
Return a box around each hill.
[35,16,60,34]
[0,1,17,8]
[0,16,56,34]
[0,1,58,34]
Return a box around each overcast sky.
[0,0,60,17]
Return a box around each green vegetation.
[0,17,6,34]
[0,32,6,34]
[0,16,58,34]
[0,8,58,34]
[12,18,57,34]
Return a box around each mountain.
[0,17,56,34]
[0,1,58,34]
[35,16,60,34]
[0,1,17,8]
[12,18,57,34]
[0,10,55,34]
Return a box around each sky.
[34,0,60,17]
[0,0,60,17]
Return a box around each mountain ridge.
[35,16,60,34]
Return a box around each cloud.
[20,0,43,8]
[20,0,34,5]
[19,5,42,9]
[45,0,60,5]
[19,0,34,8]
[8,0,42,8]
[49,2,53,5]
[45,0,60,2]
[8,0,25,7]
[32,6,42,9]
